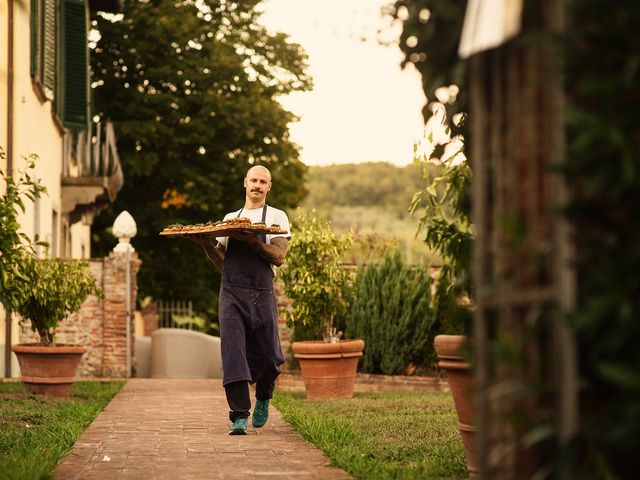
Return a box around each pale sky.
[259,0,426,166]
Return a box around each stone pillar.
[101,251,141,377]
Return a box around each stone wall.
[19,252,140,378]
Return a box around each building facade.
[1,0,124,376]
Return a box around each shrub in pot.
[11,256,103,396]
[2,151,103,395]
[280,210,364,399]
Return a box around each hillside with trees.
[298,162,439,265]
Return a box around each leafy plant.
[280,210,352,342]
[16,258,103,346]
[345,251,438,374]
[0,149,47,311]
[410,108,472,335]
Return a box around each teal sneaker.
[229,417,248,435]
[252,399,270,428]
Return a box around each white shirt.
[215,205,291,248]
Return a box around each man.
[209,165,290,435]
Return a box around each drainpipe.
[5,0,15,378]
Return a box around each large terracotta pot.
[292,339,365,400]
[12,344,86,397]
[434,334,478,478]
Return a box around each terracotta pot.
[434,334,478,478]
[12,344,86,397]
[292,339,365,400]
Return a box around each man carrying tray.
[208,165,291,435]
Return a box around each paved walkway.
[54,379,351,480]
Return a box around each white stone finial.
[112,210,137,252]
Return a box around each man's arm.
[230,232,288,266]
[190,235,225,270]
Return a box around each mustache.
[251,187,263,193]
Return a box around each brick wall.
[19,252,141,378]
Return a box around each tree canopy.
[90,0,312,320]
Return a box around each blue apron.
[218,205,285,386]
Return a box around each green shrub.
[0,150,47,311]
[17,257,103,346]
[280,210,352,342]
[345,251,438,374]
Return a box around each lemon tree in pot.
[280,210,364,400]
[11,256,103,396]
[1,150,102,396]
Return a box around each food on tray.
[225,217,252,225]
[160,218,286,237]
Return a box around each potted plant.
[11,256,103,396]
[1,150,102,396]
[280,210,364,400]
[411,112,477,475]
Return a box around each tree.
[90,0,312,320]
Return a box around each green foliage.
[0,381,124,478]
[16,258,103,346]
[390,0,467,123]
[564,1,640,476]
[280,210,352,341]
[273,390,467,479]
[409,115,472,336]
[0,149,47,312]
[90,0,312,320]
[345,251,438,374]
[392,2,473,335]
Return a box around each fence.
[155,300,196,330]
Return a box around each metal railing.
[155,300,197,330]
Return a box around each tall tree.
[90,0,312,321]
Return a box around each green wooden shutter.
[30,0,38,77]
[43,0,56,97]
[61,0,88,130]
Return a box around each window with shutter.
[30,0,56,102]
[60,0,88,131]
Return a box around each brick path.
[54,379,351,479]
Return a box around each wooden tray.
[160,223,287,238]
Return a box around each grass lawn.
[0,381,124,480]
[272,390,467,480]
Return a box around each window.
[30,0,89,131]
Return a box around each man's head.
[244,165,272,206]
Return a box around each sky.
[259,0,427,167]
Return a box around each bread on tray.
[160,219,286,236]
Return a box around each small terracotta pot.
[292,339,365,400]
[12,344,86,397]
[434,334,477,478]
